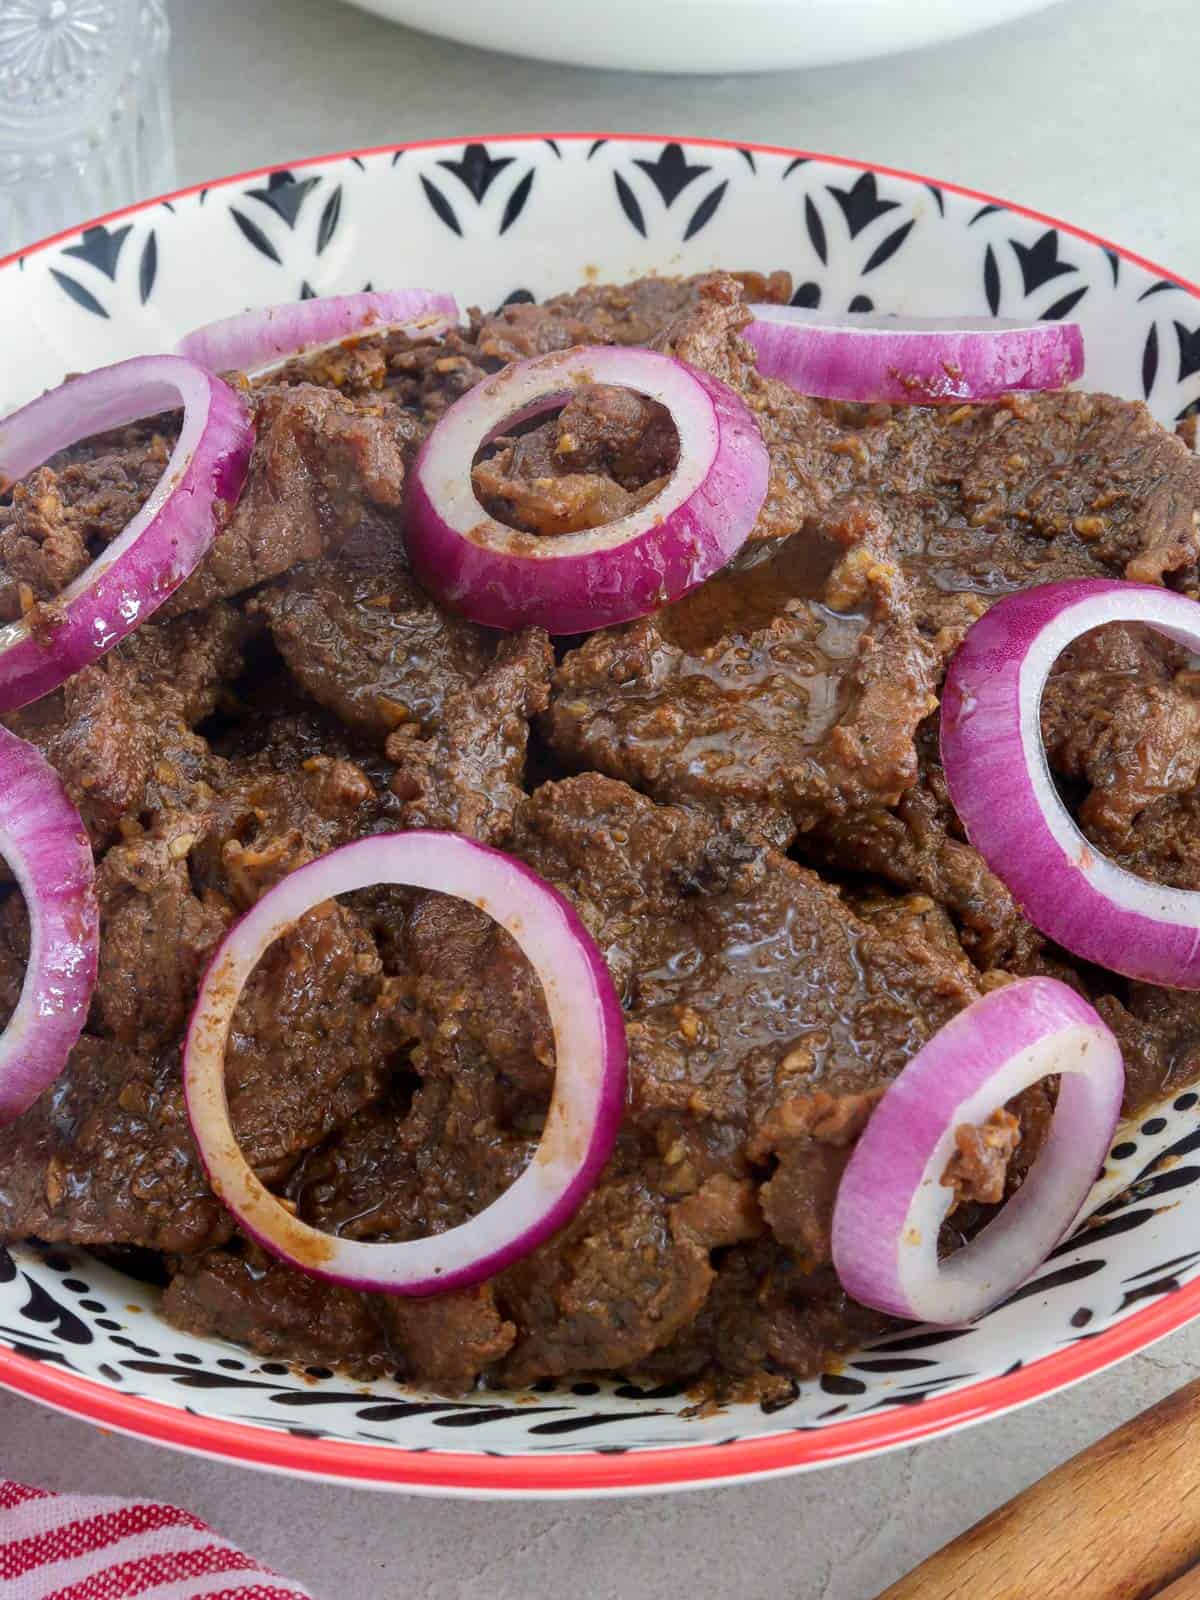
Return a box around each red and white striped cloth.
[0,1480,313,1600]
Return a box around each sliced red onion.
[405,345,769,633]
[0,356,253,714]
[0,727,98,1124]
[744,306,1085,404]
[942,578,1200,987]
[832,978,1123,1325]
[178,290,459,377]
[184,832,627,1295]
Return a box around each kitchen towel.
[0,1479,312,1599]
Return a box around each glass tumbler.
[0,0,175,255]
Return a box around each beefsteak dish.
[2,270,1198,1404]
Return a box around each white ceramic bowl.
[338,0,1069,74]
[1,134,1199,1498]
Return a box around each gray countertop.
[5,1,1200,1594]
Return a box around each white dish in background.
[1,133,1199,1500]
[338,0,1069,74]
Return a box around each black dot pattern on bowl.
[96,1319,121,1332]
[1111,1142,1137,1160]
[62,1280,89,1294]
[40,1252,71,1272]
[1176,1093,1199,1111]
[820,1373,867,1396]
[1141,1118,1167,1136]
[531,1378,558,1393]
[260,1363,289,1376]
[572,1382,601,1396]
[111,1336,157,1353]
[217,1358,245,1371]
[1070,1308,1093,1328]
[305,1366,334,1380]
[79,1300,105,1313]
[175,1352,201,1365]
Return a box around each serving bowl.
[338,0,1068,74]
[1,133,1199,1498]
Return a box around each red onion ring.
[405,345,769,633]
[0,726,98,1124]
[178,290,459,376]
[744,306,1085,404]
[183,833,627,1294]
[0,355,253,714]
[942,579,1200,987]
[832,978,1123,1325]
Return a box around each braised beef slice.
[382,324,494,421]
[262,319,458,407]
[496,1175,714,1386]
[1098,987,1200,1112]
[399,890,554,1099]
[3,664,154,849]
[376,1287,516,1392]
[293,1071,532,1247]
[798,392,1200,649]
[472,384,678,537]
[282,1075,532,1391]
[671,1172,764,1251]
[220,900,399,1182]
[0,470,91,620]
[163,1247,388,1374]
[91,817,231,1052]
[850,887,979,977]
[257,555,495,743]
[0,890,29,1031]
[1041,623,1200,846]
[803,717,1044,972]
[636,1244,890,1398]
[167,384,416,615]
[512,776,978,1287]
[1039,621,1200,894]
[0,433,172,622]
[297,1015,713,1390]
[261,545,552,842]
[1,603,246,850]
[509,768,750,1002]
[748,1092,880,1266]
[165,744,405,1175]
[937,1086,1054,1258]
[387,627,552,843]
[387,272,781,428]
[547,502,936,831]
[1099,791,1200,892]
[0,1038,228,1255]
[1041,622,1200,897]
[118,601,251,726]
[166,1193,516,1393]
[942,1108,1022,1208]
[474,276,723,366]
[189,742,388,910]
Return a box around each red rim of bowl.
[2,131,1198,1496]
